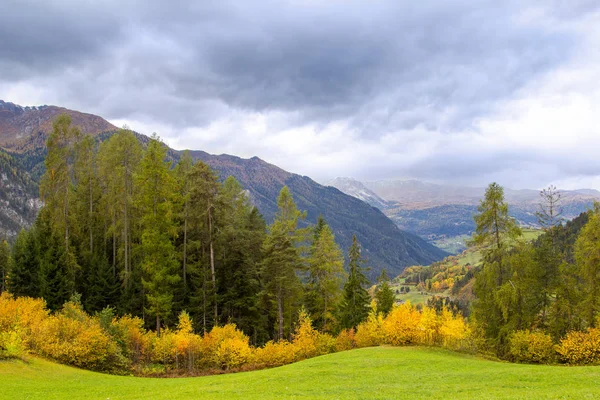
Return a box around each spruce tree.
[339,235,370,330]
[0,239,11,294]
[9,228,40,297]
[261,186,306,340]
[375,269,395,316]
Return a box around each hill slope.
[0,100,447,278]
[188,151,447,279]
[2,347,599,399]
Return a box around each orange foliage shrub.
[335,329,356,351]
[557,328,600,365]
[508,330,555,364]
[110,314,151,364]
[200,323,252,370]
[0,293,48,355]
[382,303,421,345]
[251,340,295,368]
[355,308,384,347]
[34,301,119,371]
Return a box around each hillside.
[2,348,599,399]
[188,151,448,279]
[0,100,447,278]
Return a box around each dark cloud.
[1,1,598,189]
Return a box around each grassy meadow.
[2,347,600,400]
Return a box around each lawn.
[2,347,599,399]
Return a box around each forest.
[2,115,600,375]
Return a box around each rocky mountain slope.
[0,100,447,278]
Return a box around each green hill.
[2,347,600,399]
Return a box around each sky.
[2,0,600,189]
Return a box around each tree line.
[471,183,600,358]
[0,115,392,343]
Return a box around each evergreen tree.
[471,182,522,349]
[306,220,345,331]
[217,177,267,342]
[0,238,10,294]
[339,235,370,330]
[188,160,221,331]
[375,269,395,316]
[97,129,142,289]
[261,186,306,340]
[137,135,180,335]
[174,150,193,295]
[574,204,600,328]
[8,228,40,297]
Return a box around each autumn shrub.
[251,340,295,368]
[508,330,556,364]
[0,293,48,354]
[438,308,471,350]
[34,300,120,371]
[150,327,177,367]
[335,328,356,351]
[172,311,202,371]
[110,314,151,365]
[355,305,385,347]
[382,303,421,346]
[417,306,439,345]
[200,323,252,370]
[557,328,600,365]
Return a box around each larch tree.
[471,182,522,348]
[574,203,600,328]
[306,220,345,332]
[188,160,221,328]
[97,129,142,287]
[261,186,306,340]
[137,135,180,335]
[39,114,81,292]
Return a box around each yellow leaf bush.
[556,328,600,365]
[508,330,555,364]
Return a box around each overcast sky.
[2,0,600,189]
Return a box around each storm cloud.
[1,0,600,189]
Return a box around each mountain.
[0,100,447,279]
[330,178,600,253]
[325,177,389,210]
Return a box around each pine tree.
[137,135,180,335]
[174,151,193,294]
[375,269,395,316]
[261,186,306,340]
[306,220,345,331]
[339,235,371,330]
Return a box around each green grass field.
[2,347,600,399]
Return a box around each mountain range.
[328,177,600,253]
[0,100,447,280]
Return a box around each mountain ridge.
[0,100,448,279]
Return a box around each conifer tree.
[137,135,180,335]
[0,238,10,294]
[306,220,345,331]
[339,235,371,330]
[9,228,40,297]
[261,186,306,340]
[574,204,600,328]
[375,269,395,316]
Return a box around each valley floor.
[2,347,599,399]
